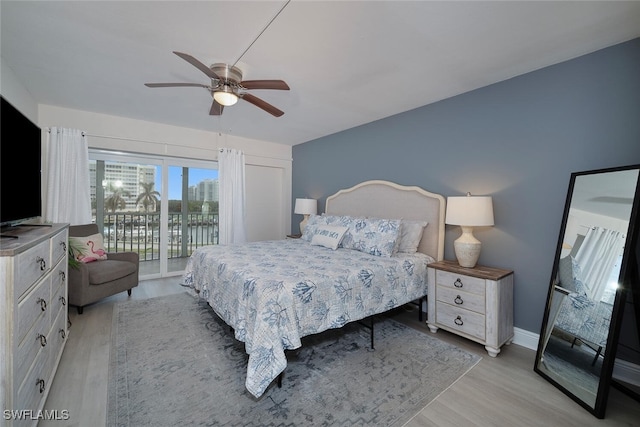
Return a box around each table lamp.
[445,192,494,268]
[294,198,317,234]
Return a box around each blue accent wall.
[292,38,640,333]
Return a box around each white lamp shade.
[294,198,317,215]
[445,195,494,226]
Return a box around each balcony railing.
[99,212,218,261]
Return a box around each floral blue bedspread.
[554,290,612,348]
[183,238,433,398]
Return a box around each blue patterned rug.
[108,292,481,426]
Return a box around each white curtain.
[218,148,247,244]
[574,226,625,302]
[44,127,92,225]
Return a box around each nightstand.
[427,260,514,357]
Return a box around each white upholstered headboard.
[325,180,445,261]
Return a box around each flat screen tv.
[1,96,43,227]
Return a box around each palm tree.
[136,182,161,240]
[136,182,160,212]
[104,185,130,213]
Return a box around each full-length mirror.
[534,164,640,418]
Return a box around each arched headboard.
[325,180,445,261]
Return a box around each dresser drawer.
[436,285,485,314]
[51,269,67,315]
[47,309,68,378]
[51,230,68,267]
[435,301,485,341]
[16,344,49,414]
[435,270,485,296]
[14,242,50,301]
[15,312,49,384]
[16,278,51,346]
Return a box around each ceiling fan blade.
[240,93,284,117]
[241,80,290,90]
[145,83,210,88]
[173,51,220,80]
[209,100,224,116]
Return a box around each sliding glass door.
[166,164,219,274]
[89,151,217,279]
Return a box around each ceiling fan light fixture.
[213,87,238,106]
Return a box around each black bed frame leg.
[277,372,283,388]
[370,317,375,350]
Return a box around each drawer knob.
[60,295,67,306]
[36,256,47,271]
[36,378,46,394]
[37,298,47,311]
[454,315,464,326]
[454,295,464,305]
[59,270,66,282]
[454,278,463,288]
[38,333,47,347]
[60,241,67,252]
[59,329,66,339]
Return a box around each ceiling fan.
[145,51,290,117]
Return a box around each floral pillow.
[69,233,108,263]
[340,217,401,257]
[301,215,325,242]
[303,214,401,257]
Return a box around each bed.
[183,180,445,398]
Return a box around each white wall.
[0,59,38,122]
[37,105,293,240]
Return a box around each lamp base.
[299,214,310,234]
[454,226,482,268]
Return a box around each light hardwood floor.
[41,277,640,426]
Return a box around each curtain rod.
[45,128,291,162]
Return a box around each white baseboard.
[613,358,640,388]
[512,327,640,387]
[512,327,539,351]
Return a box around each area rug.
[107,292,481,426]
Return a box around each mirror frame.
[534,163,640,418]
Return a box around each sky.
[156,167,218,200]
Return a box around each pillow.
[396,220,428,253]
[310,225,349,250]
[303,214,355,242]
[301,215,325,241]
[69,233,108,263]
[557,256,576,291]
[340,217,401,257]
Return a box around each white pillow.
[310,225,349,250]
[396,220,428,253]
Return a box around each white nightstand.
[427,260,514,357]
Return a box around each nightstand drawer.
[436,286,485,314]
[436,270,485,296]
[436,301,485,341]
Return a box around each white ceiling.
[2,1,640,146]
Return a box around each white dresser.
[1,224,69,427]
[427,260,514,357]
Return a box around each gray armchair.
[68,224,139,314]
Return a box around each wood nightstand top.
[428,259,513,281]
